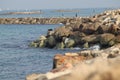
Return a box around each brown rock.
[81,35,99,43]
[115,35,120,43]
[99,33,115,47]
[108,24,120,35]
[53,53,88,69]
[80,23,99,34]
[54,26,71,41]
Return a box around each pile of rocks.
[0,17,78,24]
[30,9,120,49]
[53,43,120,69]
[26,44,120,80]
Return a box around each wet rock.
[37,36,47,48]
[55,42,65,49]
[29,41,39,48]
[39,40,47,48]
[64,38,75,48]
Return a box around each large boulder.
[38,35,47,48]
[39,40,47,48]
[64,38,75,48]
[69,31,86,44]
[81,35,99,44]
[96,25,110,34]
[79,23,99,34]
[81,18,93,23]
[83,42,89,48]
[108,24,120,35]
[54,26,71,41]
[115,35,120,43]
[47,36,56,48]
[55,42,65,49]
[99,33,115,47]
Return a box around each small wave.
[0,43,29,49]
[89,44,100,50]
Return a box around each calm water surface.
[0,24,80,80]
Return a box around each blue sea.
[0,8,116,80]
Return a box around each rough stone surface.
[26,44,120,80]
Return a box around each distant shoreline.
[0,17,78,24]
[0,11,42,15]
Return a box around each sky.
[0,0,120,10]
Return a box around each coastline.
[26,9,120,80]
[29,8,120,49]
[26,43,120,80]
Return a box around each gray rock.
[47,36,56,48]
[55,42,65,49]
[64,38,75,48]
[83,42,89,48]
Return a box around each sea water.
[0,8,114,80]
[0,24,81,80]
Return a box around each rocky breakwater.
[0,17,78,24]
[30,9,120,49]
[26,44,120,80]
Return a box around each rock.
[80,23,97,34]
[81,35,99,44]
[115,15,120,25]
[83,42,89,48]
[29,41,39,48]
[53,53,88,69]
[38,35,47,48]
[108,24,120,35]
[97,25,110,33]
[69,31,86,44]
[39,40,47,48]
[55,42,65,49]
[115,35,120,43]
[70,22,81,31]
[65,53,79,56]
[108,40,115,46]
[96,26,104,34]
[47,36,56,48]
[29,9,120,49]
[64,38,75,48]
[54,26,71,40]
[99,33,115,47]
[26,74,47,80]
[39,35,47,40]
[78,50,100,58]
[108,47,120,58]
[81,18,92,23]
[26,44,120,80]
